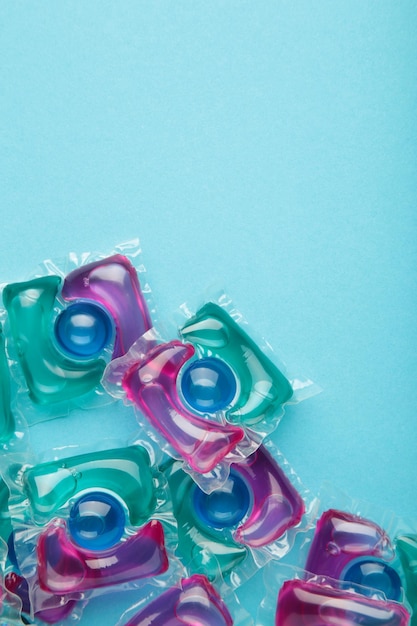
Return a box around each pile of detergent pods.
[0,239,415,626]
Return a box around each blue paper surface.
[0,2,416,624]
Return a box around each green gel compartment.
[3,276,106,405]
[0,326,15,442]
[22,445,156,526]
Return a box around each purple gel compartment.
[2,497,77,624]
[123,575,233,626]
[232,445,305,548]
[305,509,401,601]
[5,571,31,616]
[61,254,152,359]
[122,341,245,474]
[275,579,409,626]
[37,519,168,594]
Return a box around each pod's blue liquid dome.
[181,357,236,413]
[342,558,402,601]
[55,302,113,358]
[193,471,250,528]
[68,492,125,551]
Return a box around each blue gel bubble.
[342,558,402,601]
[181,357,237,413]
[193,471,250,528]
[68,492,125,551]
[55,302,113,358]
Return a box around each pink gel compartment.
[275,579,409,626]
[37,519,168,594]
[122,341,245,474]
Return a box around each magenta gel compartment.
[5,570,79,625]
[275,579,409,626]
[0,555,35,626]
[1,478,78,624]
[305,509,403,602]
[37,519,168,594]
[4,545,79,624]
[122,575,233,626]
[122,341,245,474]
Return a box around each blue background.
[1,2,416,624]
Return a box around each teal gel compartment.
[180,303,293,426]
[0,326,15,442]
[397,535,417,625]
[22,445,156,526]
[3,276,106,405]
[0,477,12,545]
[165,460,248,579]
